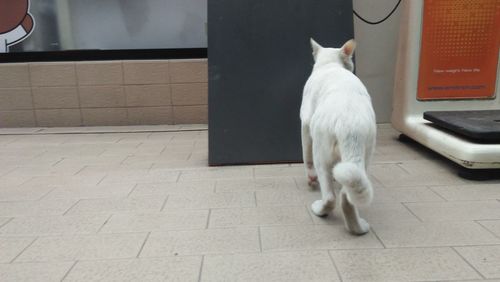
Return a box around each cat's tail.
[333,162,373,206]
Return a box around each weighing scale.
[392,0,500,178]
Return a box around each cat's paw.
[311,200,330,217]
[347,218,370,235]
[307,175,319,189]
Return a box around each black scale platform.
[424,110,500,143]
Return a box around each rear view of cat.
[300,38,376,235]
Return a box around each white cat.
[300,38,376,235]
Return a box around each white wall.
[353,0,402,123]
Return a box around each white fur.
[300,39,376,234]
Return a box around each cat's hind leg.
[310,138,336,216]
[301,124,318,188]
[340,191,370,235]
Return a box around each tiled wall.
[0,59,208,127]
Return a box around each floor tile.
[372,221,500,247]
[164,192,255,209]
[215,177,297,193]
[66,196,166,215]
[1,125,499,281]
[43,183,136,200]
[23,175,105,187]
[260,224,383,252]
[16,233,147,262]
[370,163,464,187]
[54,155,128,167]
[477,220,500,237]
[0,175,34,186]
[311,203,421,226]
[4,165,84,178]
[208,206,313,228]
[373,186,444,203]
[330,248,480,282]
[99,169,180,184]
[0,217,10,227]
[202,251,340,282]
[406,201,500,221]
[0,214,109,236]
[372,136,437,162]
[256,190,318,207]
[398,158,460,175]
[0,184,54,201]
[121,154,190,166]
[0,237,35,263]
[64,257,201,282]
[100,210,209,233]
[431,184,500,201]
[178,168,253,181]
[0,199,77,217]
[455,245,500,279]
[254,166,304,178]
[129,181,215,197]
[140,227,260,257]
[0,262,74,282]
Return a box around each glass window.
[8,0,207,53]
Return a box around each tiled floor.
[0,124,499,282]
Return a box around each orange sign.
[417,0,500,100]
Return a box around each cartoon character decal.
[0,0,35,53]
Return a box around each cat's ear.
[310,38,322,59]
[340,39,356,58]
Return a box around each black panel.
[0,48,207,63]
[209,0,354,165]
[424,110,500,143]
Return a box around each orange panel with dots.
[417,0,500,100]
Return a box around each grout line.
[395,163,412,175]
[401,202,424,222]
[474,220,500,239]
[213,180,219,193]
[146,163,155,172]
[62,200,81,216]
[75,66,85,127]
[136,232,151,258]
[369,227,387,248]
[253,191,258,207]
[96,174,107,185]
[37,186,57,201]
[10,237,38,263]
[127,183,139,197]
[73,165,87,176]
[197,255,205,282]
[0,128,208,136]
[451,246,486,280]
[96,214,114,233]
[211,182,216,193]
[52,158,65,167]
[205,209,212,229]
[327,251,344,282]
[160,196,169,211]
[0,217,14,229]
[60,260,78,282]
[426,185,449,201]
[26,63,39,127]
[304,205,317,223]
[119,155,130,165]
[257,226,263,252]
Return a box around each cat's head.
[310,38,356,72]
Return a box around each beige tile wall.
[0,59,208,127]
